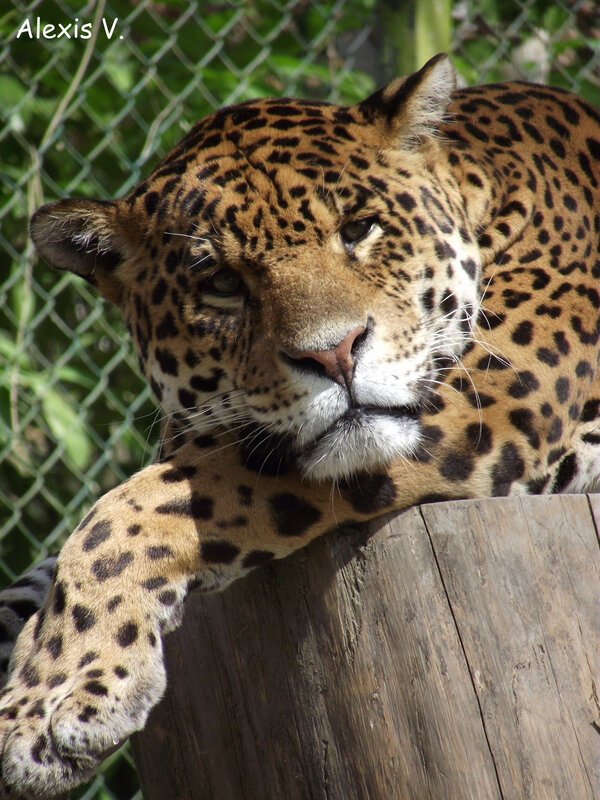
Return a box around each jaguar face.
[128,135,480,481]
[30,55,482,481]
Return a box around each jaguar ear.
[358,53,456,149]
[30,199,133,305]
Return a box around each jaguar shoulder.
[1,54,599,797]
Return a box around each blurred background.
[1,0,599,796]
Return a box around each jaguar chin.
[297,406,422,481]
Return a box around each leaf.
[41,388,93,470]
[0,74,27,111]
[53,366,95,389]
[103,51,136,94]
[0,333,31,370]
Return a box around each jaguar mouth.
[303,403,421,449]
[236,404,422,480]
[296,403,422,481]
[337,404,420,425]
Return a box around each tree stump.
[131,494,600,800]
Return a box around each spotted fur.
[1,54,599,797]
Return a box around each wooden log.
[131,495,600,800]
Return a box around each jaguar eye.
[204,269,243,296]
[340,216,378,248]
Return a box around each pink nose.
[285,325,367,390]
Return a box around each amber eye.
[340,216,378,248]
[204,269,243,297]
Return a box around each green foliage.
[0,333,94,468]
[452,0,600,105]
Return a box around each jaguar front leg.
[0,437,383,798]
[0,483,183,796]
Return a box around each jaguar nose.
[284,323,369,391]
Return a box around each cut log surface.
[131,494,600,800]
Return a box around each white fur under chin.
[298,413,420,481]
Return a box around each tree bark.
[131,494,600,800]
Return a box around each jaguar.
[1,53,599,797]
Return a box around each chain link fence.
[1,0,598,797]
